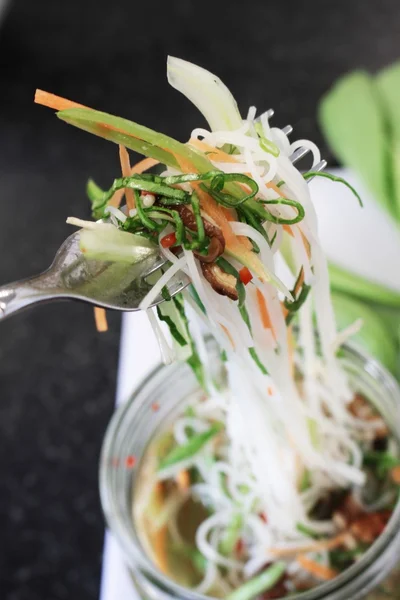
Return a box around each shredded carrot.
[391,466,400,485]
[283,224,294,237]
[256,288,276,340]
[300,229,312,259]
[94,307,108,332]
[34,89,87,111]
[119,145,136,211]
[297,555,338,580]
[176,469,190,491]
[294,267,305,297]
[152,525,168,574]
[267,386,273,396]
[221,324,235,348]
[131,156,159,174]
[270,533,347,558]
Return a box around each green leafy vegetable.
[227,562,286,600]
[329,263,400,308]
[319,71,394,217]
[331,291,398,374]
[376,63,400,222]
[158,422,223,471]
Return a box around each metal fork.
[0,111,326,320]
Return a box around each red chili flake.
[267,386,273,396]
[161,232,177,248]
[125,455,137,469]
[259,512,268,523]
[110,457,120,468]
[151,402,160,412]
[239,266,253,285]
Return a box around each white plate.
[100,169,400,600]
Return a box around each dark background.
[0,1,399,598]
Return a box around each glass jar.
[100,339,400,600]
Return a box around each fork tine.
[141,254,169,278]
[305,160,327,182]
[289,147,311,164]
[282,125,293,136]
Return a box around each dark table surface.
[0,0,399,598]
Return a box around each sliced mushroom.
[174,205,225,262]
[201,262,238,301]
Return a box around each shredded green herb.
[303,171,363,207]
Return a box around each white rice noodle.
[173,417,209,445]
[196,512,243,569]
[290,139,321,168]
[104,205,127,223]
[246,106,257,121]
[270,127,291,156]
[146,308,175,365]
[229,222,292,300]
[66,216,114,230]
[332,319,364,354]
[192,560,219,595]
[139,256,187,311]
[290,225,314,285]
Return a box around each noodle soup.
[133,383,400,599]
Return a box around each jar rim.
[100,340,400,600]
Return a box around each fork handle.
[0,276,56,320]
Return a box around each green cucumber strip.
[158,422,223,471]
[227,562,286,600]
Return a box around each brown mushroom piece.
[174,205,225,263]
[201,262,238,301]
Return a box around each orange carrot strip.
[34,89,87,111]
[270,533,347,558]
[94,307,108,332]
[256,288,276,339]
[152,525,168,574]
[297,555,338,580]
[176,470,190,491]
[119,145,136,211]
[221,324,235,348]
[300,229,312,259]
[295,267,305,297]
[107,188,125,209]
[131,156,159,174]
[109,157,160,208]
[283,225,294,237]
[391,466,400,485]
